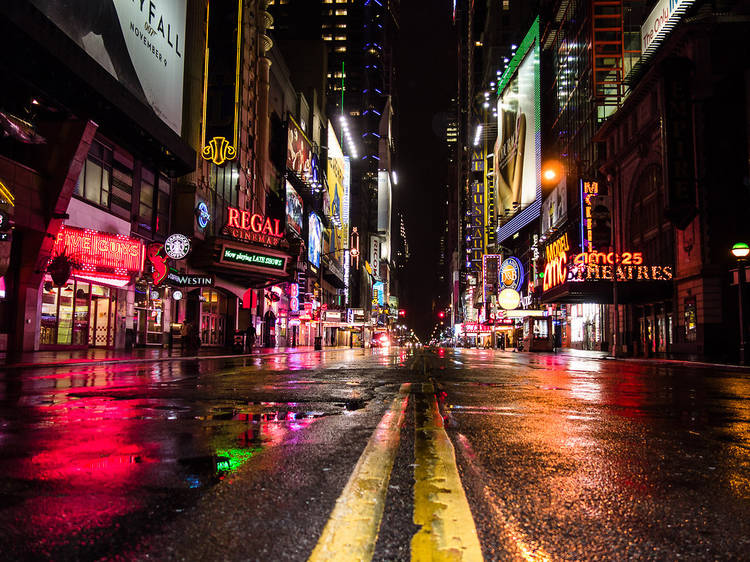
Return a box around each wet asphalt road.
[0,348,749,560]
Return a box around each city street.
[1,348,749,560]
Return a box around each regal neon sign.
[223,207,283,246]
[53,225,143,273]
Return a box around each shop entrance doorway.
[200,288,228,346]
[88,285,116,347]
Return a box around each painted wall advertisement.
[31,0,187,134]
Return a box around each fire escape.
[591,0,625,122]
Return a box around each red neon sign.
[543,253,567,292]
[53,225,143,273]
[223,207,283,246]
[573,251,643,265]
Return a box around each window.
[335,9,347,15]
[75,140,112,209]
[155,175,171,236]
[110,150,133,220]
[139,167,155,231]
[208,163,239,235]
[629,164,673,262]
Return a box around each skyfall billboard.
[31,0,186,134]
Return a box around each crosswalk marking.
[411,382,484,561]
[308,383,411,562]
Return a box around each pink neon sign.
[53,225,144,273]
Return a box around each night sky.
[395,1,457,341]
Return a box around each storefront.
[40,276,118,348]
[39,225,143,350]
[134,281,167,346]
[199,287,230,347]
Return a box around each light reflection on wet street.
[1,347,749,560]
[440,349,750,560]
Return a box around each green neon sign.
[222,247,285,270]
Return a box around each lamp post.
[732,242,749,363]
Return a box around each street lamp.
[732,242,749,363]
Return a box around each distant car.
[371,333,390,348]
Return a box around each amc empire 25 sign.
[221,247,285,271]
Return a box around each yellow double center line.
[309,382,483,562]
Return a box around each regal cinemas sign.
[223,207,283,246]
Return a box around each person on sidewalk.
[246,324,256,353]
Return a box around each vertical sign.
[201,0,243,166]
[580,180,599,253]
[470,151,485,273]
[482,254,501,302]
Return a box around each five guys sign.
[223,207,283,246]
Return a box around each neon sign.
[569,263,673,282]
[543,253,567,292]
[545,233,569,263]
[54,225,143,273]
[544,250,672,291]
[196,201,210,229]
[572,251,643,265]
[223,207,283,246]
[581,180,598,252]
[220,246,286,271]
[500,257,524,291]
[147,243,168,284]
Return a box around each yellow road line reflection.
[308,383,411,562]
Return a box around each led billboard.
[308,212,322,268]
[287,117,313,178]
[31,0,186,134]
[325,122,347,275]
[285,181,303,237]
[494,17,541,243]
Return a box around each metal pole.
[739,260,746,364]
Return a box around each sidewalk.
[0,345,357,370]
[552,348,750,371]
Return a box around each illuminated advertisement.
[31,0,186,134]
[223,207,283,246]
[494,17,541,243]
[285,181,303,236]
[220,246,286,271]
[373,281,385,307]
[308,212,322,268]
[482,254,501,302]
[500,257,524,291]
[53,225,143,273]
[544,249,673,291]
[325,122,346,273]
[287,116,312,179]
[469,152,485,272]
[641,0,695,60]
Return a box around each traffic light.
[398,309,406,317]
[438,311,445,319]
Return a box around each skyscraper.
[268,0,400,314]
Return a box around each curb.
[1,346,360,371]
